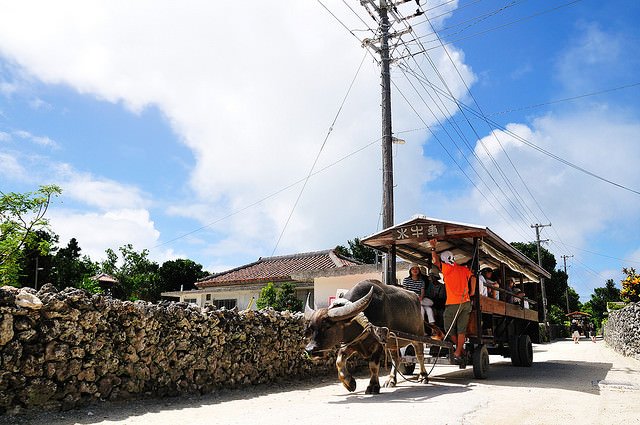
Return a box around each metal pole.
[532,223,551,329]
[380,1,395,285]
[562,254,573,313]
[34,256,40,291]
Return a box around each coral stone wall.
[0,285,332,414]
[604,302,640,360]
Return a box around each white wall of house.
[296,263,413,309]
[314,272,382,308]
[164,287,261,310]
[163,282,314,310]
[163,264,416,311]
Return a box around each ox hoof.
[418,373,429,384]
[382,379,397,388]
[365,384,380,395]
[342,377,357,392]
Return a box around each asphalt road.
[3,336,640,425]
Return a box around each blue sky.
[1,1,639,301]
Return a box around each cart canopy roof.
[362,215,551,283]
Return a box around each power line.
[392,81,640,130]
[152,133,381,251]
[415,0,586,52]
[392,75,532,241]
[415,6,544,227]
[487,82,640,117]
[412,0,525,43]
[316,0,367,43]
[398,68,640,196]
[557,242,640,265]
[390,4,539,232]
[271,51,369,255]
[395,51,540,232]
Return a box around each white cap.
[440,250,455,265]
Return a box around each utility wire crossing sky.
[1,0,639,301]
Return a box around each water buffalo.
[304,279,428,394]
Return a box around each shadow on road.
[327,381,470,404]
[432,359,611,395]
[1,374,341,425]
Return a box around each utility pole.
[359,0,421,285]
[379,2,395,285]
[34,256,43,291]
[561,254,574,313]
[531,223,551,330]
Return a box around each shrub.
[620,267,640,303]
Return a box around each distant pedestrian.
[571,320,580,344]
[589,322,596,343]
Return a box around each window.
[206,294,211,301]
[214,299,237,309]
[184,298,197,304]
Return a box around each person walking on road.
[571,320,580,343]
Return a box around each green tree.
[101,244,160,301]
[510,242,556,273]
[334,245,350,258]
[583,279,620,326]
[336,237,376,264]
[511,241,569,322]
[547,304,567,326]
[256,282,278,309]
[101,248,119,276]
[156,259,208,300]
[567,286,582,312]
[158,259,207,291]
[275,281,303,312]
[0,185,61,286]
[78,275,104,294]
[18,229,58,289]
[51,238,99,289]
[256,282,303,312]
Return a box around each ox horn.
[327,286,374,321]
[304,293,315,320]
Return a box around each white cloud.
[57,168,150,211]
[0,1,473,262]
[0,150,165,263]
[13,129,58,148]
[50,208,164,262]
[555,22,629,95]
[0,0,636,305]
[0,80,17,96]
[0,151,27,180]
[28,97,51,110]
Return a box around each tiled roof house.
[161,249,361,310]
[90,273,118,295]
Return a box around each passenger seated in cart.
[429,239,476,363]
[513,288,529,308]
[479,267,499,299]
[402,264,444,339]
[506,278,519,303]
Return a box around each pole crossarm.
[356,0,427,285]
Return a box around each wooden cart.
[361,215,551,378]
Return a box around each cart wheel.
[509,336,522,366]
[517,334,533,367]
[472,345,489,379]
[397,362,416,375]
